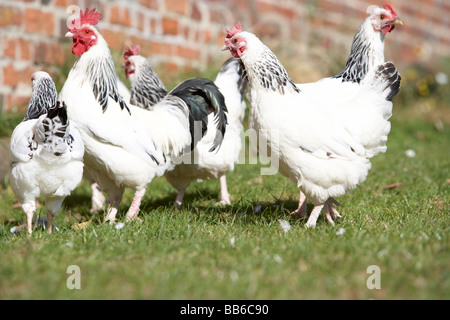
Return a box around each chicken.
[166,58,247,206]
[9,71,84,234]
[223,16,401,228]
[123,45,247,205]
[289,4,403,218]
[123,44,168,110]
[59,8,227,223]
[87,77,131,214]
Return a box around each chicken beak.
[65,31,74,38]
[222,44,229,51]
[392,18,403,26]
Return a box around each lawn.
[0,63,448,300]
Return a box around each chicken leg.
[125,188,146,222]
[104,192,123,224]
[90,182,106,213]
[305,198,341,228]
[291,190,307,219]
[324,198,342,225]
[174,188,186,207]
[219,174,231,205]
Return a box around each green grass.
[0,56,448,300]
[0,107,448,300]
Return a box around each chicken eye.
[233,38,239,44]
[380,14,385,20]
[85,30,90,34]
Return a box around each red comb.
[383,4,398,18]
[124,45,141,61]
[225,22,242,39]
[70,8,102,31]
[80,8,102,26]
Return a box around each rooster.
[9,71,84,234]
[123,45,247,205]
[88,76,131,214]
[223,13,401,227]
[59,8,227,223]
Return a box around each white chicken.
[123,45,168,110]
[59,8,227,223]
[166,58,247,206]
[123,45,247,205]
[9,71,84,234]
[223,12,401,227]
[87,77,131,214]
[290,4,403,219]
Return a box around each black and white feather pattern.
[24,75,57,122]
[333,24,375,83]
[129,59,168,109]
[365,62,401,101]
[83,53,130,114]
[220,57,248,101]
[126,54,228,152]
[9,71,84,234]
[35,101,73,159]
[253,49,300,95]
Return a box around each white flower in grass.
[273,254,283,263]
[278,219,291,233]
[230,237,236,249]
[115,222,125,230]
[435,72,448,85]
[405,149,416,158]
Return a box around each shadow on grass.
[58,182,314,229]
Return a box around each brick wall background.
[0,0,449,112]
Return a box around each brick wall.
[1,0,449,112]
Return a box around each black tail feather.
[170,78,228,151]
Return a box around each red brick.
[54,0,73,7]
[2,65,37,88]
[255,1,297,20]
[129,35,152,55]
[7,95,31,112]
[137,12,145,32]
[203,30,212,43]
[0,6,23,27]
[7,38,32,61]
[110,6,131,27]
[161,62,179,73]
[2,37,16,58]
[165,0,188,15]
[150,18,157,34]
[140,0,159,10]
[162,17,179,35]
[24,8,55,37]
[3,65,20,87]
[254,22,282,39]
[177,46,200,60]
[151,41,176,56]
[102,29,128,51]
[33,42,65,66]
[209,7,227,25]
[191,2,202,21]
[227,0,250,11]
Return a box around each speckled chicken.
[9,71,84,234]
